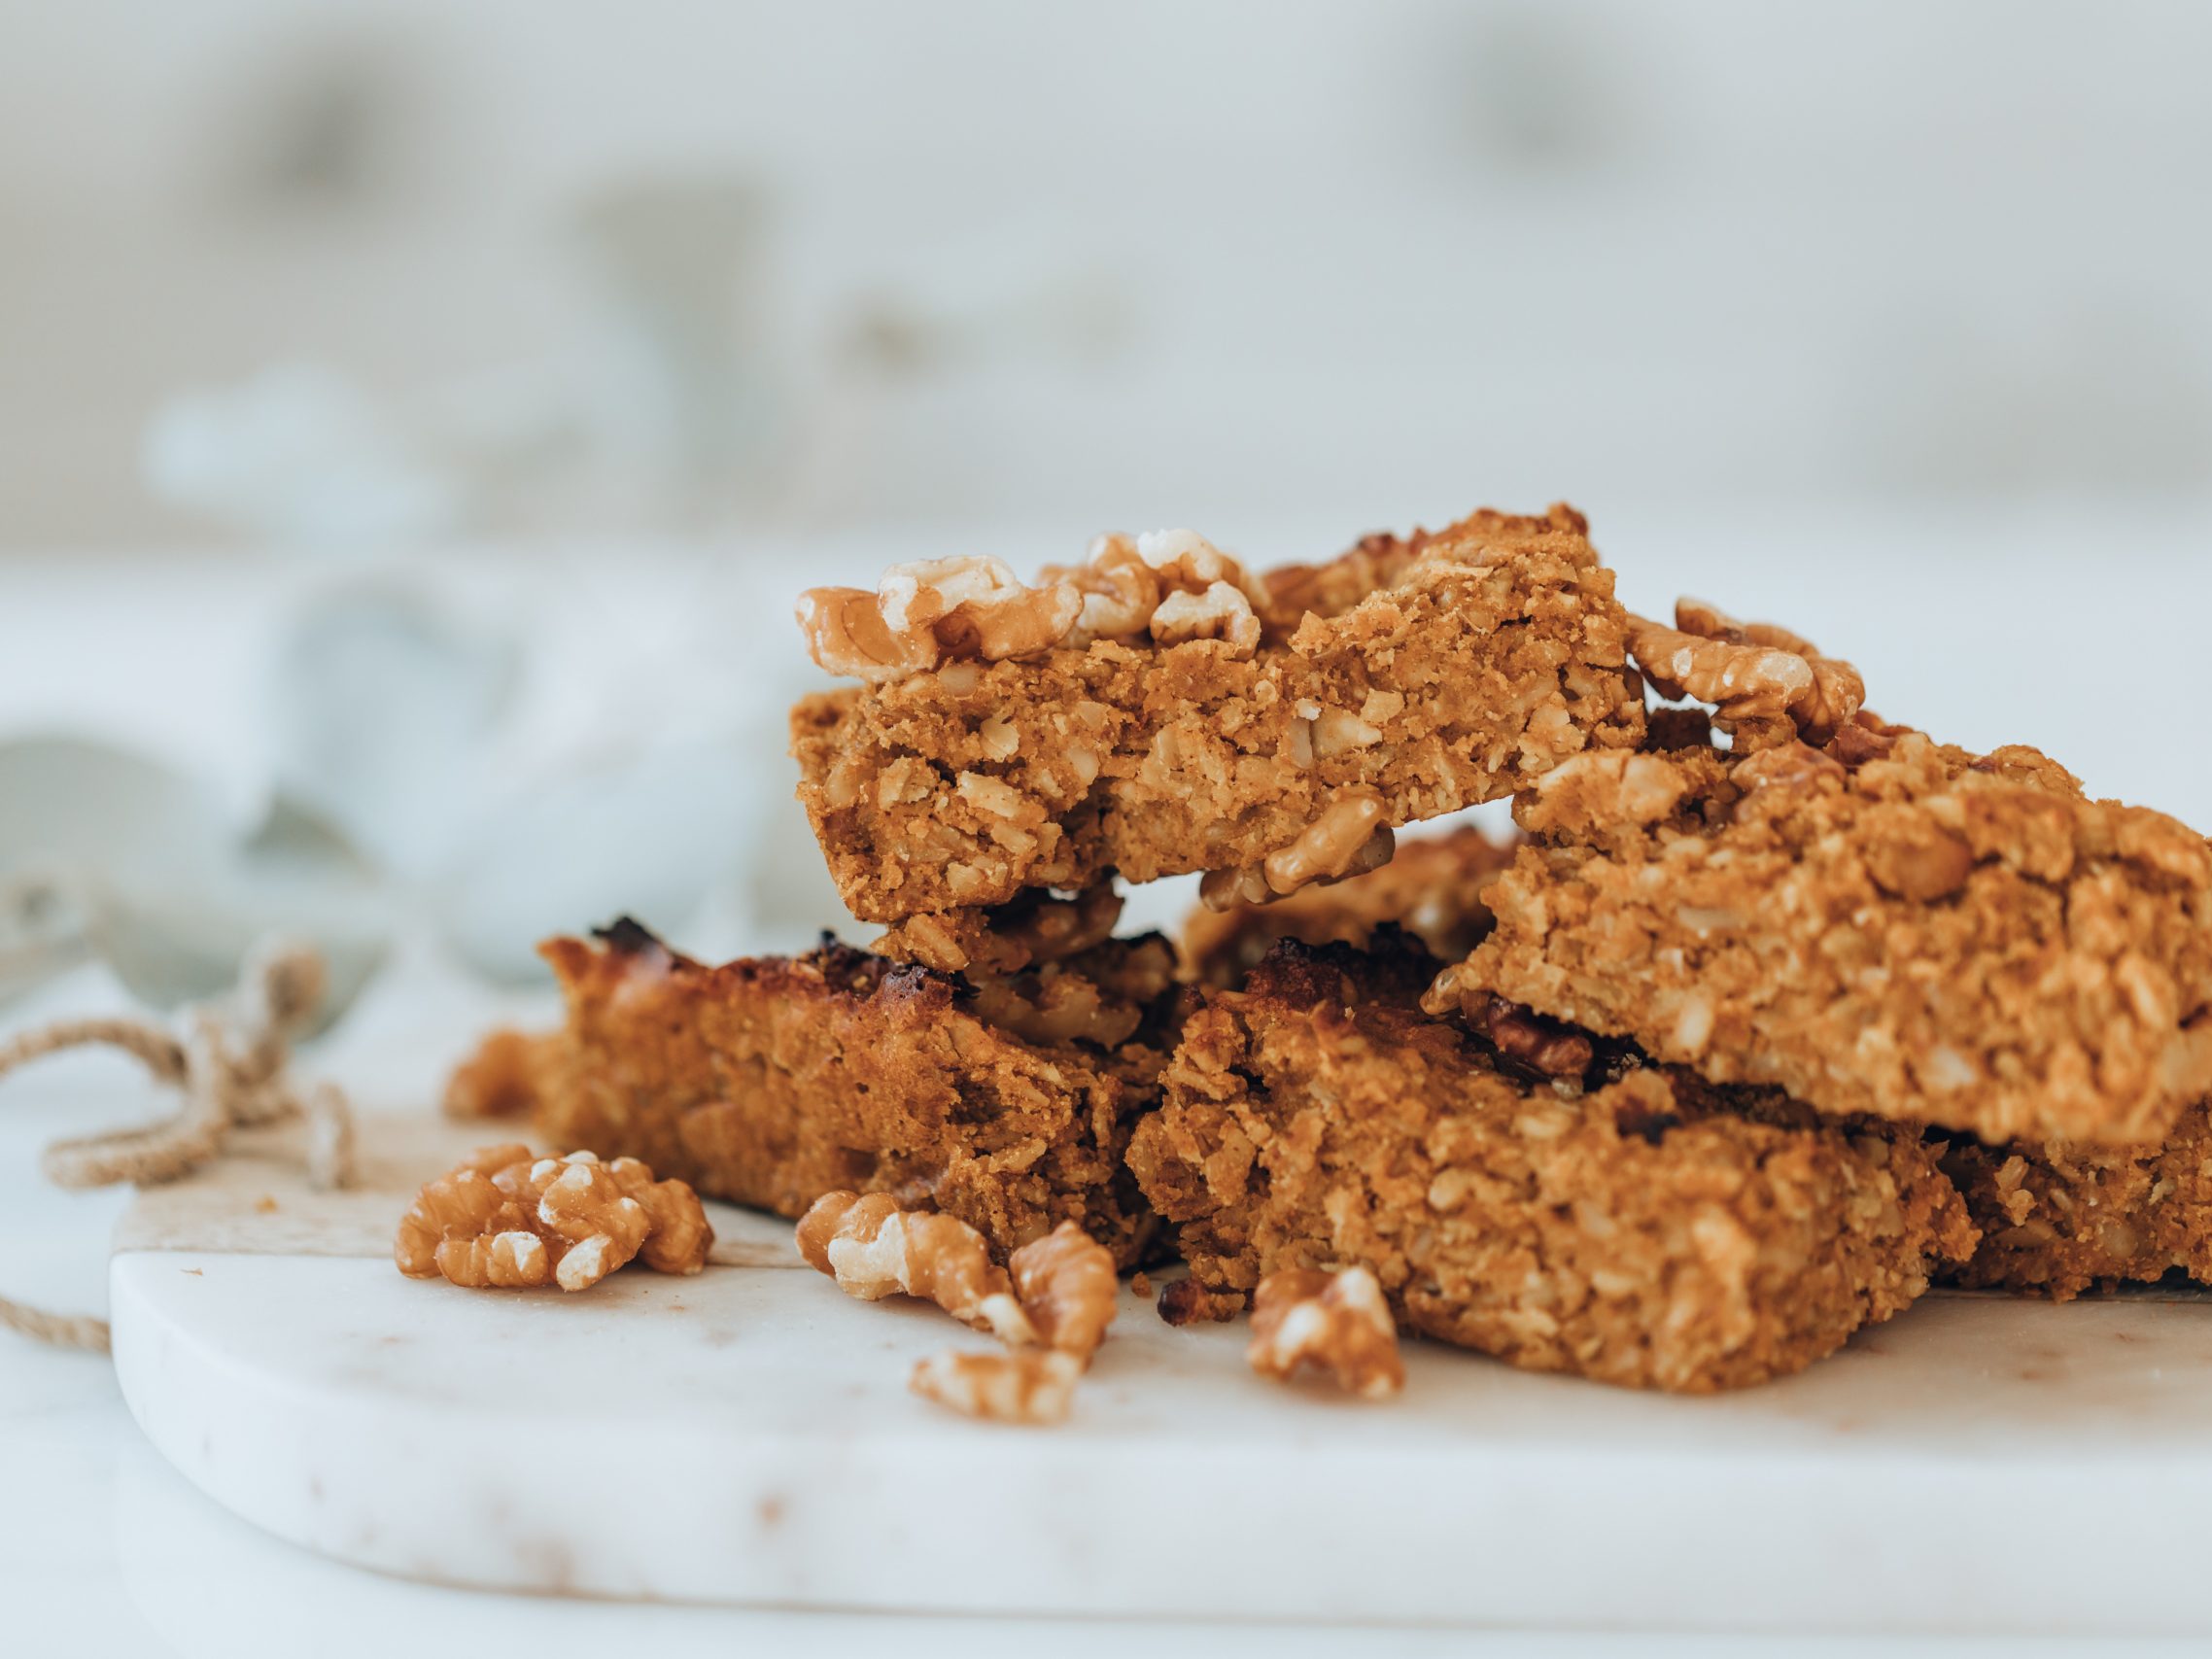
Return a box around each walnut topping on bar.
[1629,598,1866,749]
[801,529,1277,681]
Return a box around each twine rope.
[0,940,357,1352]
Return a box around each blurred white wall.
[4,0,2210,548]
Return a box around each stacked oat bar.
[453,505,2212,1393]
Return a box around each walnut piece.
[797,556,1082,682]
[799,1193,1125,1427]
[1629,599,1866,748]
[1461,992,1595,1079]
[796,1190,1036,1343]
[1246,1265,1405,1400]
[1150,582,1262,654]
[1044,528,1269,657]
[1047,534,1160,643]
[1730,741,1848,797]
[909,1349,1084,1426]
[396,1145,712,1292]
[805,531,1278,681]
[1199,787,1396,912]
[1009,1220,1118,1362]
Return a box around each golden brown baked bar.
[1429,728,2212,1147]
[791,504,1643,923]
[1127,940,1975,1393]
[457,919,1179,1267]
[1179,824,1517,988]
[1942,1102,2212,1298]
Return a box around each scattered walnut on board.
[795,1190,1037,1342]
[795,1193,1123,1427]
[1009,1220,1119,1362]
[1246,1266,1405,1401]
[909,1350,1085,1426]
[395,1145,712,1292]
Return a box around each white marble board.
[105,1111,2212,1636]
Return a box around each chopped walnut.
[1827,713,1901,769]
[1730,741,1848,798]
[396,1146,712,1292]
[797,556,1082,682]
[1197,863,1274,913]
[800,1195,1123,1427]
[1246,1265,1405,1400]
[1009,1221,1118,1362]
[1629,600,1865,748]
[1135,528,1270,611]
[1199,788,1396,912]
[1150,581,1262,655]
[909,1349,1083,1427]
[441,1028,542,1120]
[1042,533,1161,645]
[795,1190,1037,1343]
[793,587,942,682]
[1043,528,1268,656]
[1462,993,1595,1079]
[1158,1276,1245,1326]
[1859,807,1977,902]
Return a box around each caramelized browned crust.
[487,921,1173,1266]
[1944,1101,2212,1298]
[792,505,1643,923]
[1435,731,2212,1146]
[1179,825,1517,988]
[1127,942,1975,1393]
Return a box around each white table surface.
[8,972,2207,1659]
[8,513,2212,1653]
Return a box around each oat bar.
[1429,728,2212,1146]
[1942,1102,2212,1298]
[1127,940,1974,1393]
[458,919,1177,1266]
[791,505,1642,923]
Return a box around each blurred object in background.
[4,0,2211,998]
[270,583,518,876]
[0,738,385,1024]
[5,0,2210,544]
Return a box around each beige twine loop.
[0,939,358,1353]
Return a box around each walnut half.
[395,1145,712,1292]
[1629,599,1865,748]
[797,556,1082,682]
[796,1194,1123,1427]
[795,1190,1036,1343]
